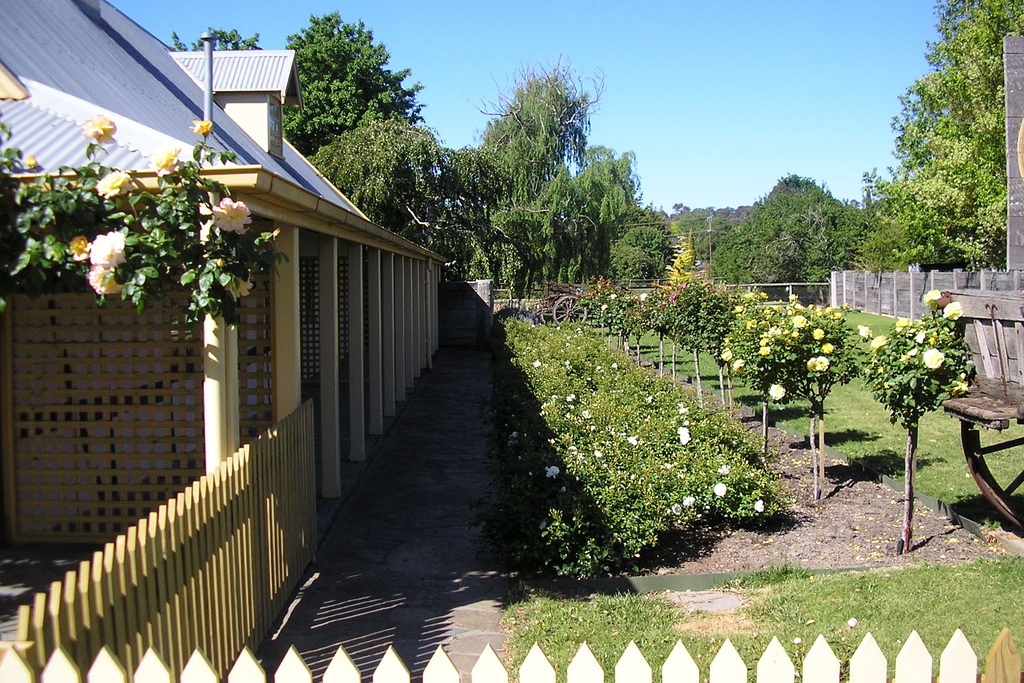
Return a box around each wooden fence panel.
[13,403,316,680]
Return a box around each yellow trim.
[0,62,28,100]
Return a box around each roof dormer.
[171,50,302,159]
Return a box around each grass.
[630,310,1022,527]
[502,558,1024,679]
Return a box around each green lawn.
[503,559,1024,679]
[630,310,1022,527]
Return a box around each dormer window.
[170,50,301,159]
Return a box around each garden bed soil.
[646,418,1009,575]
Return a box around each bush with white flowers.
[484,320,781,577]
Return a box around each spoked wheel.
[552,294,587,324]
[961,421,1024,528]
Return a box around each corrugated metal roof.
[0,0,356,215]
[172,51,302,107]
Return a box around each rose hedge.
[482,320,781,577]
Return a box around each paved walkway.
[257,348,507,681]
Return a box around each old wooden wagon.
[942,290,1024,527]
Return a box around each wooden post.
[405,257,415,390]
[367,248,384,436]
[319,234,341,496]
[272,224,301,420]
[203,315,237,472]
[382,253,397,417]
[395,256,407,402]
[348,242,366,462]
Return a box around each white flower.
[89,231,126,269]
[857,324,873,338]
[646,396,654,404]
[677,426,691,445]
[533,360,541,368]
[915,331,927,344]
[713,482,727,497]
[627,435,639,446]
[678,403,689,414]
[545,466,559,478]
[566,393,576,402]
[611,363,618,369]
[671,503,683,516]
[848,618,858,628]
[769,384,786,401]
[718,465,731,475]
[754,499,765,513]
[594,450,603,458]
[582,410,591,419]
[683,496,696,507]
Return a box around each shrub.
[483,320,781,577]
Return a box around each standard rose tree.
[864,290,972,554]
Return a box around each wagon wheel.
[552,294,587,324]
[960,421,1024,528]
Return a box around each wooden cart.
[536,282,588,324]
[942,290,1024,527]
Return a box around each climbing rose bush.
[0,114,280,324]
[484,320,781,577]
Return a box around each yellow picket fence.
[5,401,316,680]
[0,627,1021,682]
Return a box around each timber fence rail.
[830,269,1024,319]
[0,627,1021,682]
[5,401,316,680]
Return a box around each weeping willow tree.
[481,63,640,294]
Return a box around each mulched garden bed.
[643,416,1009,575]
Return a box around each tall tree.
[170,28,261,51]
[869,0,1024,268]
[284,12,423,156]
[713,175,866,283]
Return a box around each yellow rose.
[734,305,744,314]
[96,170,131,199]
[812,328,825,340]
[791,315,807,328]
[150,145,182,176]
[769,384,786,401]
[24,155,38,169]
[87,264,122,295]
[82,115,116,144]
[895,317,911,330]
[69,235,91,262]
[923,348,945,370]
[732,359,746,372]
[858,325,872,338]
[923,289,942,307]
[759,346,771,356]
[870,335,888,351]
[822,343,834,354]
[192,119,213,136]
[721,348,734,362]
[807,356,830,372]
[943,301,963,320]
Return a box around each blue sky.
[115,0,940,212]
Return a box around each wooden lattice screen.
[2,292,205,542]
[238,273,274,439]
[298,252,349,385]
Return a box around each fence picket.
[984,628,1021,683]
[661,641,698,683]
[470,644,506,683]
[567,642,603,683]
[76,561,96,665]
[756,637,793,683]
[803,635,839,683]
[368,646,406,683]
[939,629,976,683]
[710,639,747,683]
[615,641,651,683]
[519,644,554,683]
[0,644,36,683]
[87,647,126,683]
[59,571,81,665]
[850,633,886,683]
[227,647,264,683]
[895,631,931,683]
[41,647,80,683]
[179,650,217,683]
[274,646,312,683]
[322,644,360,683]
[134,648,171,683]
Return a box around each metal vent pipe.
[201,31,215,123]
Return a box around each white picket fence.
[0,627,1020,682]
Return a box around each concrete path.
[257,348,506,681]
